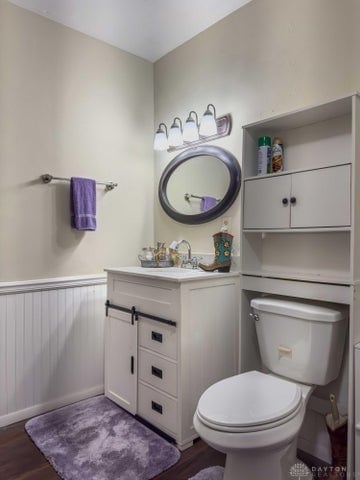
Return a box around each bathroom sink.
[140,267,209,277]
[105,266,239,282]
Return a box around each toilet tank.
[250,298,348,385]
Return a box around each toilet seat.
[196,371,303,433]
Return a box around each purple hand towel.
[70,177,96,231]
[200,196,217,213]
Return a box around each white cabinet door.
[243,175,291,229]
[244,165,351,230]
[105,308,137,414]
[290,165,351,228]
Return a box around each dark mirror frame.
[158,145,242,224]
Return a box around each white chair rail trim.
[0,274,107,295]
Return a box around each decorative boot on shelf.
[199,232,233,272]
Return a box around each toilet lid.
[197,371,302,430]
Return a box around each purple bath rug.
[189,466,224,480]
[25,395,180,480]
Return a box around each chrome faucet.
[177,239,192,263]
[175,240,202,269]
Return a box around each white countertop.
[105,266,240,283]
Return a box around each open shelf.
[243,162,351,182]
[240,269,352,286]
[242,106,352,178]
[243,94,353,132]
[241,230,351,286]
[243,227,351,234]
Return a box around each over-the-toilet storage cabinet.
[105,268,239,450]
[240,93,360,476]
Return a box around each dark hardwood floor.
[0,420,225,480]
[0,418,328,480]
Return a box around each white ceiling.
[8,0,253,62]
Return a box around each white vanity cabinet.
[105,267,239,450]
[240,93,360,476]
[243,164,351,230]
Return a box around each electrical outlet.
[221,216,232,232]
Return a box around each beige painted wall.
[154,0,360,256]
[3,0,360,281]
[0,1,154,281]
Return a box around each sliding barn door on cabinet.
[105,307,137,415]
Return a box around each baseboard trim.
[0,385,104,428]
[298,448,330,470]
[0,274,107,295]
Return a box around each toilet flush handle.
[249,312,259,322]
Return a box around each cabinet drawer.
[139,349,178,397]
[138,382,178,435]
[139,318,177,360]
[108,276,177,321]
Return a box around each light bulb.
[183,111,199,142]
[199,104,217,137]
[153,123,168,151]
[168,117,183,147]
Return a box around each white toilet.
[193,297,348,480]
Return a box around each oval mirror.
[158,145,241,224]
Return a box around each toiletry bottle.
[271,137,284,173]
[257,136,271,175]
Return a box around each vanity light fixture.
[153,104,231,152]
[183,111,200,142]
[199,104,218,137]
[153,123,169,151]
[168,117,183,147]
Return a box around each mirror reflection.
[166,155,230,214]
[158,145,241,225]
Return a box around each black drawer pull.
[151,366,163,379]
[151,401,163,415]
[290,196,297,204]
[151,331,163,343]
[130,355,134,374]
[282,198,288,205]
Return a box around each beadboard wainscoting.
[0,275,107,427]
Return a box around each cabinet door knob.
[290,196,297,204]
[282,198,288,205]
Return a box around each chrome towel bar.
[41,173,118,191]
